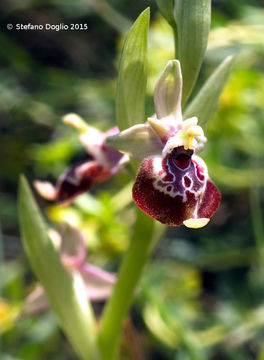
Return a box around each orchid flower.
[34,114,129,206]
[23,223,116,315]
[106,60,221,229]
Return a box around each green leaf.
[116,8,149,131]
[174,0,211,104]
[155,0,175,27]
[184,55,235,127]
[18,176,100,360]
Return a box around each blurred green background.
[1,0,264,359]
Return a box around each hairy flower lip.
[132,156,221,227]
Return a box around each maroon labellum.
[132,146,221,227]
[55,160,110,206]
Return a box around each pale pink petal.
[80,264,116,301]
[22,284,50,315]
[34,181,57,201]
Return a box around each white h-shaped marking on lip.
[152,155,207,202]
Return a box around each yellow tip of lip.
[183,218,210,229]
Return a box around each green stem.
[98,209,155,360]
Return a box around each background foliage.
[1,0,264,359]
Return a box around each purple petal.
[59,223,87,269]
[81,127,128,174]
[22,285,50,315]
[79,264,116,301]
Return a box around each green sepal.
[174,0,211,104]
[116,8,149,131]
[18,176,100,360]
[105,124,162,159]
[184,55,235,127]
[154,59,182,120]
